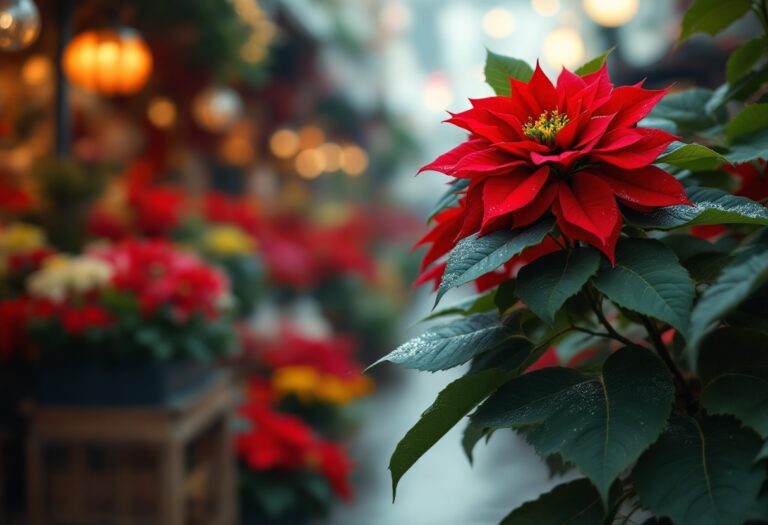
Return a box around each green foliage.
[373,313,518,371]
[698,328,768,437]
[499,479,619,525]
[517,248,600,324]
[727,37,768,84]
[389,364,525,497]
[427,180,470,222]
[473,347,674,501]
[574,47,615,76]
[678,0,752,42]
[593,238,694,337]
[484,50,533,96]
[634,416,764,525]
[655,142,729,171]
[688,238,768,353]
[436,217,555,304]
[624,186,768,230]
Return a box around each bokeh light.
[422,73,453,113]
[542,27,585,69]
[147,97,177,128]
[583,0,638,27]
[341,145,368,177]
[295,148,325,179]
[531,0,560,17]
[270,129,300,159]
[482,7,515,39]
[21,54,52,85]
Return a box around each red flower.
[0,178,34,214]
[60,304,114,335]
[0,298,35,359]
[236,405,316,470]
[130,187,185,236]
[417,63,691,284]
[7,247,55,275]
[526,346,560,372]
[725,159,768,203]
[314,442,354,500]
[204,191,262,234]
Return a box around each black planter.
[36,361,219,406]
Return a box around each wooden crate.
[26,375,237,525]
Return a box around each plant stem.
[584,287,637,348]
[547,232,565,250]
[640,316,694,410]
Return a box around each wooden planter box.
[26,374,238,525]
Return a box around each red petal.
[513,181,559,227]
[574,114,615,148]
[454,147,527,176]
[457,181,485,239]
[557,173,619,244]
[592,128,678,169]
[419,139,486,174]
[553,198,622,264]
[528,61,558,112]
[597,85,669,129]
[414,262,447,290]
[481,167,550,229]
[556,67,587,115]
[601,165,691,207]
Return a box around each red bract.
[60,304,115,335]
[204,191,262,235]
[129,187,185,237]
[91,240,228,321]
[417,63,691,285]
[7,247,55,275]
[314,442,354,500]
[0,298,35,359]
[256,326,362,379]
[726,159,768,202]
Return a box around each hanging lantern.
[192,86,243,133]
[63,28,153,96]
[0,0,40,52]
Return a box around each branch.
[640,316,694,411]
[584,287,637,348]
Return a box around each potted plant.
[22,238,237,405]
[372,1,768,523]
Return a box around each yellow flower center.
[523,109,570,144]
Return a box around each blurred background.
[0,0,756,524]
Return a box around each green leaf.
[574,47,615,76]
[422,290,497,321]
[499,478,618,525]
[726,104,768,144]
[689,244,768,353]
[624,186,768,230]
[517,248,601,324]
[699,328,768,437]
[727,37,768,84]
[473,347,674,501]
[678,0,751,42]
[461,420,487,464]
[634,415,764,525]
[593,238,694,337]
[484,50,533,96]
[436,217,555,305]
[373,313,515,371]
[655,142,729,171]
[707,66,768,113]
[648,88,720,134]
[389,367,511,498]
[727,127,768,163]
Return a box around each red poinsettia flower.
[726,159,768,203]
[417,63,691,285]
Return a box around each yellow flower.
[27,254,113,302]
[203,225,256,257]
[272,365,374,405]
[0,223,46,255]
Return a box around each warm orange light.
[147,97,176,128]
[341,145,368,176]
[295,149,325,179]
[269,129,300,158]
[63,28,153,96]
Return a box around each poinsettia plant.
[372,2,768,524]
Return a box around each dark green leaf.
[727,127,768,163]
[422,290,497,321]
[699,328,768,437]
[689,244,768,353]
[373,313,515,371]
[655,142,729,171]
[436,217,555,305]
[678,0,751,42]
[648,88,720,134]
[484,50,533,96]
[634,415,764,525]
[660,234,725,262]
[517,248,601,324]
[707,66,768,112]
[389,368,510,498]
[574,47,615,76]
[499,479,618,525]
[473,347,674,501]
[685,252,733,282]
[461,421,487,464]
[494,279,517,314]
[726,104,768,144]
[593,238,694,337]
[624,186,768,230]
[727,37,768,84]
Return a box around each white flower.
[27,255,114,302]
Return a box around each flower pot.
[36,361,220,406]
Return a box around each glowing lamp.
[63,28,153,96]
